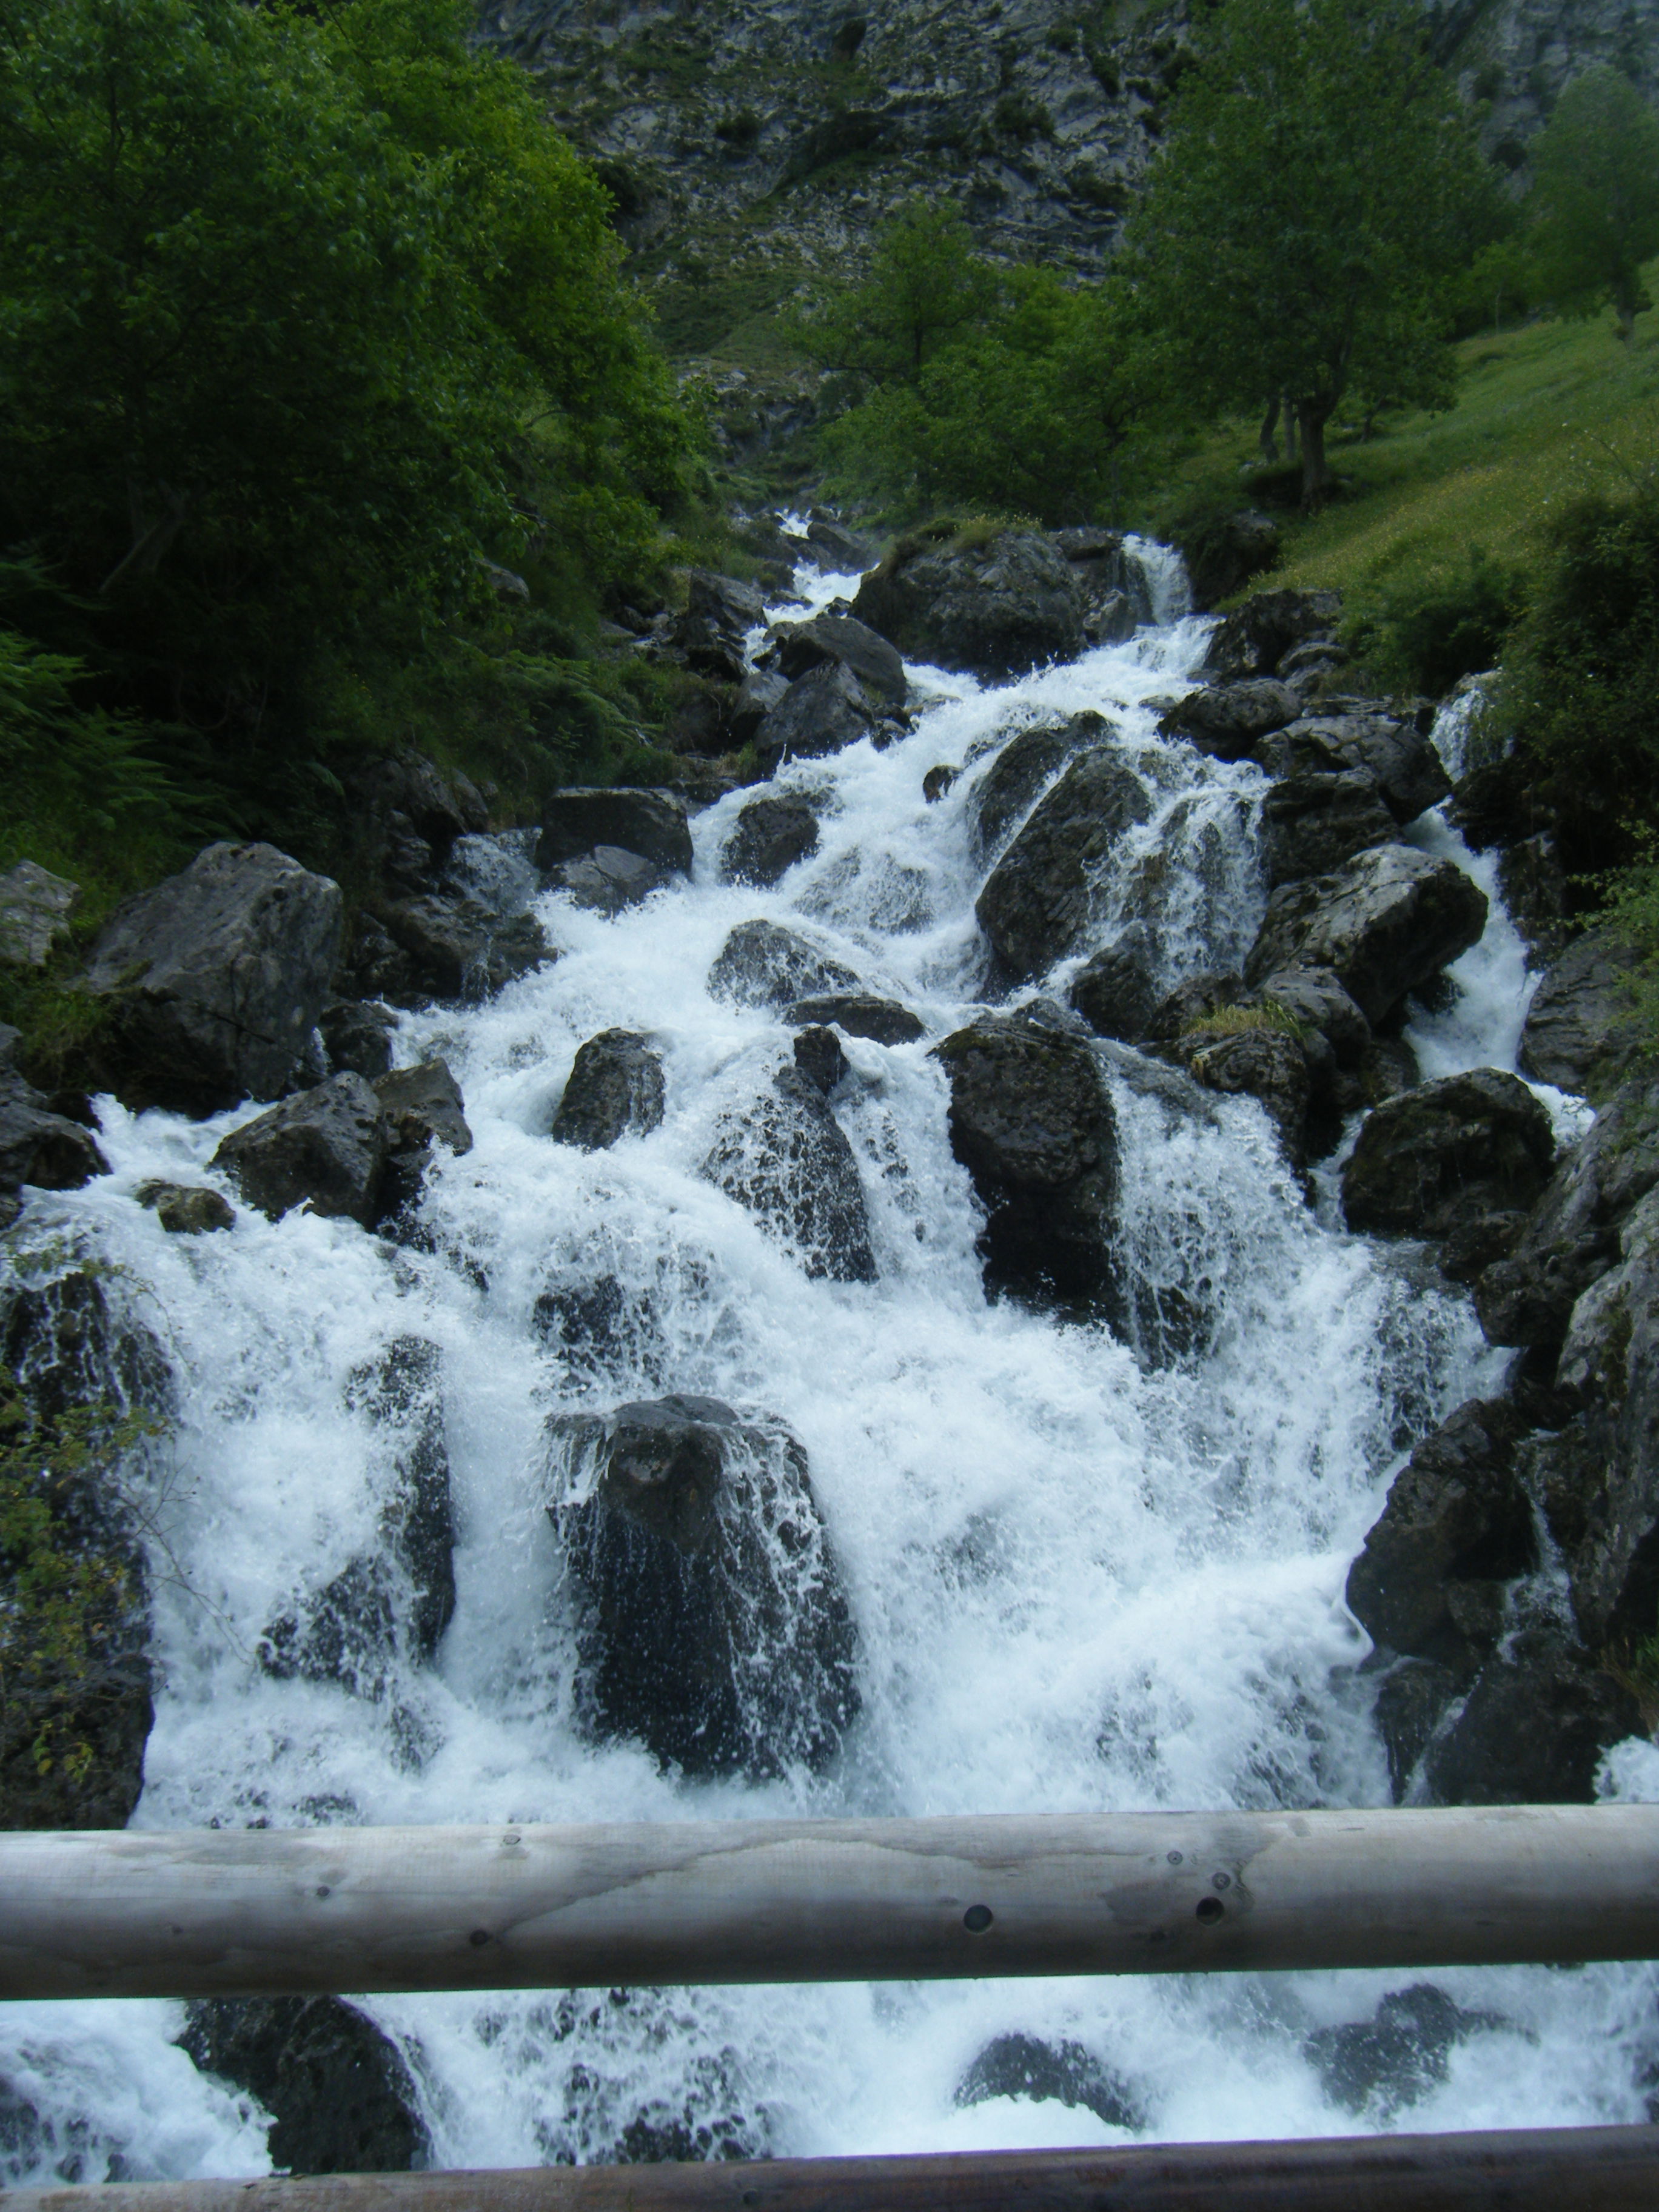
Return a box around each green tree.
[1125,0,1496,502]
[1527,67,1659,343]
[800,198,997,383]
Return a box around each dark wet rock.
[533,1273,663,1386]
[374,1060,472,1159]
[1518,927,1642,1097]
[1244,846,1487,1027]
[702,1067,876,1282]
[545,846,673,914]
[135,1181,234,1235]
[547,1394,860,1778]
[1156,679,1300,762]
[752,659,876,772]
[936,1014,1120,1313]
[1068,927,1161,1045]
[1373,1660,1464,1800]
[775,612,907,708]
[791,1025,850,1096]
[708,920,861,1011]
[80,842,342,1113]
[1346,1398,1537,1674]
[1341,1070,1555,1244]
[348,749,487,893]
[1261,773,1398,888]
[1181,509,1279,611]
[1424,1631,1641,1805]
[671,570,765,682]
[1355,1032,1423,1107]
[785,993,925,1046]
[922,764,957,803]
[212,1073,387,1226]
[0,1263,169,1829]
[1204,588,1341,680]
[552,1031,665,1150]
[1248,966,1370,1069]
[0,1070,108,1207]
[976,752,1152,985]
[1185,1028,1312,1163]
[378,896,549,1004]
[954,2033,1144,2130]
[1305,1985,1504,2120]
[1476,1074,1659,1350]
[806,517,877,571]
[1445,753,1541,852]
[1144,972,1244,1051]
[967,712,1113,863]
[729,666,789,747]
[321,1000,397,1082]
[1256,712,1450,826]
[852,529,1084,680]
[720,793,822,888]
[179,1999,427,2176]
[537,789,694,878]
[0,860,79,968]
[1496,834,1567,967]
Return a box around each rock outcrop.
[1261,773,1397,888]
[1518,926,1642,1096]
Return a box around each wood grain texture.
[1,1806,1657,2000]
[3,2126,1659,2212]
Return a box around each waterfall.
[4,554,1657,2185]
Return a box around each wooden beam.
[1,1806,1657,2001]
[3,2127,1659,2212]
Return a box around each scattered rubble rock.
[537,789,694,879]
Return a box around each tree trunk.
[1282,396,1298,466]
[1297,401,1332,505]
[1257,397,1280,463]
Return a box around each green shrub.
[1346,547,1527,695]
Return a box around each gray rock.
[1156,679,1300,762]
[752,659,876,771]
[785,993,925,1045]
[179,1999,427,2176]
[552,1031,665,1150]
[1205,588,1342,680]
[320,1000,397,1081]
[1244,846,1487,1025]
[708,920,861,1010]
[212,1072,387,1226]
[1341,1070,1555,1241]
[136,1181,235,1234]
[791,1024,850,1095]
[1068,926,1161,1044]
[1423,1631,1641,1806]
[546,1393,860,1777]
[373,1059,472,1158]
[0,1070,108,1200]
[1144,971,1244,1050]
[853,529,1084,679]
[702,1065,876,1281]
[968,711,1111,860]
[775,612,907,706]
[806,517,877,571]
[380,894,549,1001]
[1248,965,1370,1068]
[1257,712,1451,826]
[720,793,822,886]
[976,750,1153,984]
[936,1014,1120,1313]
[81,842,343,1113]
[730,666,790,746]
[547,846,674,914]
[954,2033,1144,2131]
[1180,509,1279,611]
[1373,1660,1464,1801]
[1261,773,1398,888]
[1186,1027,1312,1162]
[537,788,694,877]
[1305,1985,1503,2119]
[1518,926,1643,1096]
[1346,1397,1537,1673]
[0,861,79,967]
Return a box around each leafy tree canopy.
[1527,66,1659,343]
[1124,0,1497,501]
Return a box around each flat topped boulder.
[785,993,925,1045]
[81,841,342,1113]
[853,528,1084,680]
[535,788,693,877]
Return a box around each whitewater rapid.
[4,551,1655,2182]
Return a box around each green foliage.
[799,199,997,384]
[1124,0,1498,500]
[1182,1000,1311,1044]
[1527,67,1659,344]
[1344,546,1528,694]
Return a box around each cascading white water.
[5,559,1658,2185]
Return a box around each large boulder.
[212,1073,387,1227]
[1261,773,1397,888]
[1256,712,1451,825]
[752,660,876,772]
[1304,1985,1504,2119]
[80,842,342,1113]
[1346,1397,1537,1674]
[975,751,1153,984]
[1423,1631,1641,1806]
[1518,927,1642,1096]
[774,612,907,707]
[1068,925,1162,1045]
[545,846,675,914]
[1341,1070,1556,1244]
[1185,1027,1313,1164]
[785,993,925,1045]
[546,1394,860,1777]
[179,1999,427,2175]
[671,571,765,682]
[852,529,1084,679]
[320,999,397,1081]
[1475,1074,1659,1349]
[1156,680,1300,762]
[708,920,861,1010]
[0,1069,108,1218]
[936,1014,1120,1312]
[702,1067,877,1281]
[967,712,1111,860]
[0,860,79,968]
[1243,846,1488,1025]
[720,793,822,888]
[136,1180,235,1234]
[536,789,694,878]
[371,1059,472,1221]
[345,749,487,900]
[552,1031,665,1150]
[1205,588,1342,680]
[1179,509,1279,611]
[1248,965,1370,1070]
[377,894,548,1004]
[954,2033,1144,2131]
